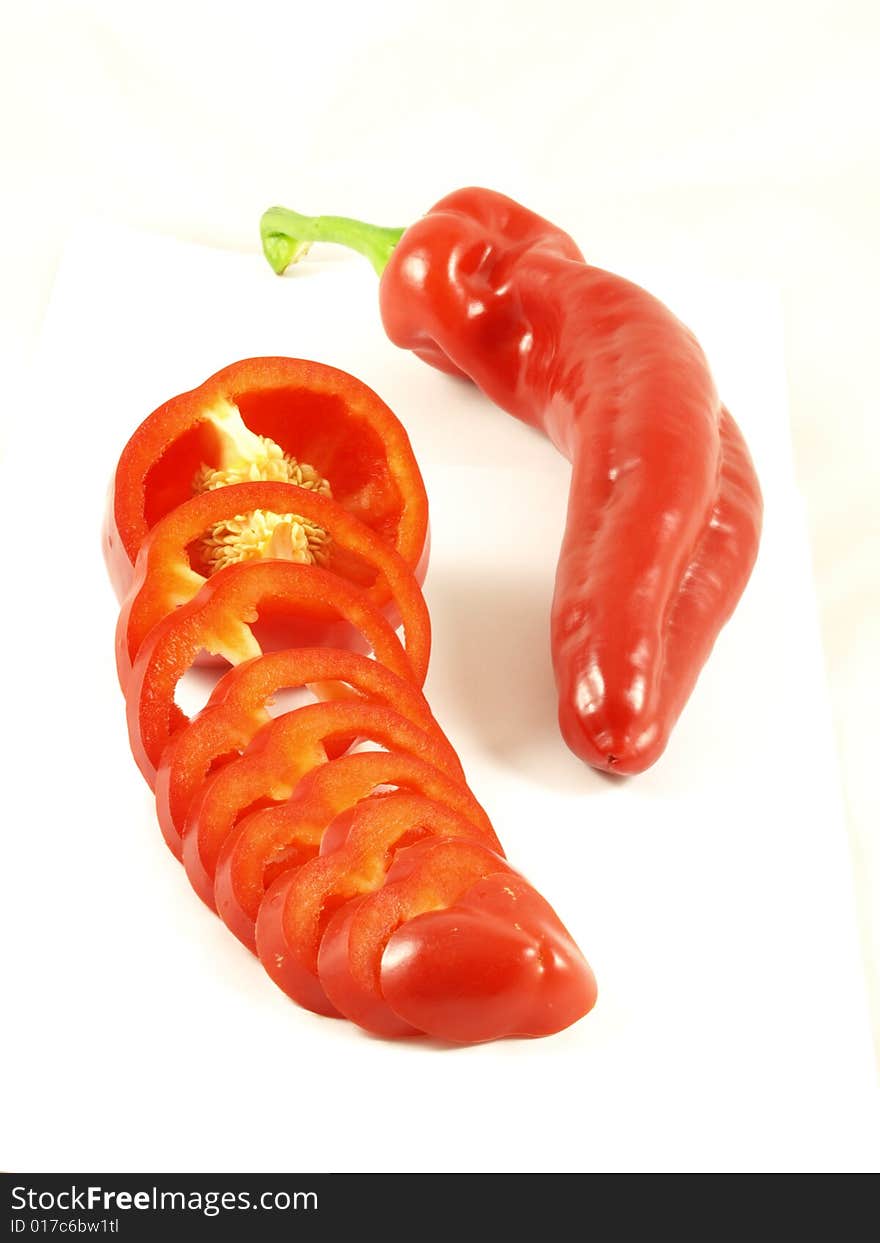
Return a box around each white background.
[1,0,878,1171]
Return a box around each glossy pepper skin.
[262,190,763,774]
[316,836,596,1041]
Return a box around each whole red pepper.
[262,190,763,774]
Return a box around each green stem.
[260,206,406,278]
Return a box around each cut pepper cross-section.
[125,559,424,786]
[154,646,455,860]
[103,357,429,604]
[191,404,333,574]
[214,753,498,950]
[116,480,430,689]
[254,793,500,1014]
[181,700,465,911]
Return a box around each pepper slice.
[155,647,449,860]
[379,869,598,1043]
[126,560,424,786]
[215,752,498,950]
[317,837,597,1041]
[116,479,429,689]
[182,702,464,910]
[104,357,429,604]
[315,836,514,1036]
[255,796,501,1016]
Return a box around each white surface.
[2,6,878,1054]
[0,222,876,1172]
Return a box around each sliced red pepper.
[255,796,500,1016]
[379,870,598,1043]
[126,560,425,786]
[155,647,448,860]
[107,352,600,1044]
[215,753,498,950]
[116,479,429,689]
[317,837,597,1041]
[103,357,429,604]
[315,836,514,1036]
[181,701,465,910]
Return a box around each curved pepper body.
[377,188,763,773]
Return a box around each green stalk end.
[260,208,314,274]
[259,206,406,278]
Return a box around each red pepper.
[213,744,496,949]
[155,646,451,860]
[315,836,597,1041]
[262,191,763,774]
[103,355,430,617]
[254,792,501,1014]
[125,559,426,785]
[108,361,598,1044]
[181,698,464,911]
[116,479,429,690]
